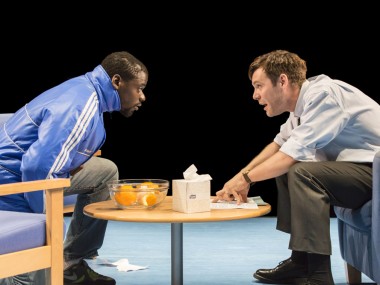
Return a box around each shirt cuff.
[279,137,317,161]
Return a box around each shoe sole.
[253,272,300,284]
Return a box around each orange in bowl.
[138,181,160,189]
[108,179,169,209]
[114,191,137,206]
[119,185,134,191]
[141,192,158,206]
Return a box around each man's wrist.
[242,170,255,185]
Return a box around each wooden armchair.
[0,178,70,285]
[334,151,380,284]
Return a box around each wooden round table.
[84,196,271,285]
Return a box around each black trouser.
[276,161,372,255]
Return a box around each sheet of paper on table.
[210,196,267,209]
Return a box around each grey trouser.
[63,156,118,261]
[276,161,372,255]
[1,156,118,285]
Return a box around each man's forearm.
[242,141,281,172]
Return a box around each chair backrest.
[334,150,380,284]
[0,178,70,284]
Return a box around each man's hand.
[70,165,84,176]
[212,172,250,205]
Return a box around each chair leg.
[344,262,361,284]
[45,268,51,285]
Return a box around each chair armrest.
[0,178,70,281]
[0,179,70,196]
[0,178,70,245]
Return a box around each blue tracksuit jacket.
[0,65,120,213]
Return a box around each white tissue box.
[172,179,211,213]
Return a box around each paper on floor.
[112,259,148,272]
[91,258,148,272]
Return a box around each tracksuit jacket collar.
[85,65,121,113]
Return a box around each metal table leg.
[171,223,183,285]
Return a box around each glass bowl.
[107,179,169,209]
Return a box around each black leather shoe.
[299,281,333,285]
[298,272,335,285]
[253,257,308,284]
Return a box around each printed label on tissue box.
[172,180,211,213]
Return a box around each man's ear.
[111,74,122,90]
[279,73,288,86]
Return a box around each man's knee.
[84,156,119,182]
[97,158,119,181]
[288,162,312,178]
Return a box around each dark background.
[2,10,378,215]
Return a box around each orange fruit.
[138,182,159,189]
[114,185,137,206]
[141,192,158,206]
[118,184,134,191]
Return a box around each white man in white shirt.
[213,50,380,285]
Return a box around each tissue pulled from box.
[173,164,212,213]
[183,164,212,181]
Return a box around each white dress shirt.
[274,74,380,162]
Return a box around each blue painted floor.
[64,216,376,285]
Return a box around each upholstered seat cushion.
[0,210,46,254]
[334,200,372,232]
[64,194,78,207]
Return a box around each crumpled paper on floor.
[89,258,148,272]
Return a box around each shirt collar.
[294,79,310,118]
